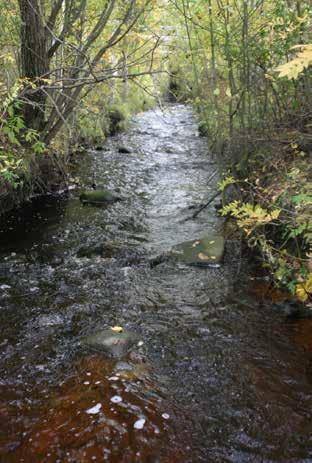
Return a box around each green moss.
[79,190,121,204]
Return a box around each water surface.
[1,105,312,462]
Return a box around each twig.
[192,190,221,219]
[183,169,219,221]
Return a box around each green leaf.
[292,193,312,205]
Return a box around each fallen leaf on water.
[111,326,123,332]
[192,241,201,248]
[198,253,210,261]
[209,240,215,244]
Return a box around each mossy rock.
[81,329,140,358]
[79,190,122,205]
[170,236,225,267]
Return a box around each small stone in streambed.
[128,351,146,364]
[81,330,139,358]
[118,146,132,154]
[134,418,146,430]
[170,236,225,267]
[110,395,122,404]
[76,241,121,259]
[114,361,134,371]
[214,201,223,211]
[86,403,102,415]
[273,300,312,319]
[0,284,11,290]
[149,253,168,268]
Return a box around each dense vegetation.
[0,0,311,301]
[0,0,167,205]
[166,0,312,303]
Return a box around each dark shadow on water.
[0,194,68,253]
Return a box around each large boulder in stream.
[81,329,140,358]
[79,189,122,205]
[171,236,225,267]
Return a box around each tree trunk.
[18,0,49,131]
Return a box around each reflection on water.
[0,105,312,462]
[3,355,194,463]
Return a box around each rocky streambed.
[1,105,312,462]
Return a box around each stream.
[1,104,312,462]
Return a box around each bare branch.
[46,0,63,31]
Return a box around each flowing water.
[1,105,312,462]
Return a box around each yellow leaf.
[296,284,309,302]
[225,88,232,98]
[296,274,312,302]
[111,326,123,333]
[275,44,312,80]
[264,73,275,81]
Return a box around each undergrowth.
[219,131,312,304]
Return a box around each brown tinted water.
[0,105,312,462]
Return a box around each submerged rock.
[273,300,311,319]
[81,329,140,358]
[149,253,168,268]
[171,236,225,267]
[77,241,120,259]
[150,236,225,268]
[79,190,122,205]
[118,146,132,154]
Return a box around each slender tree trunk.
[122,48,129,101]
[18,0,49,131]
[181,0,201,101]
[221,0,236,137]
[208,0,220,134]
